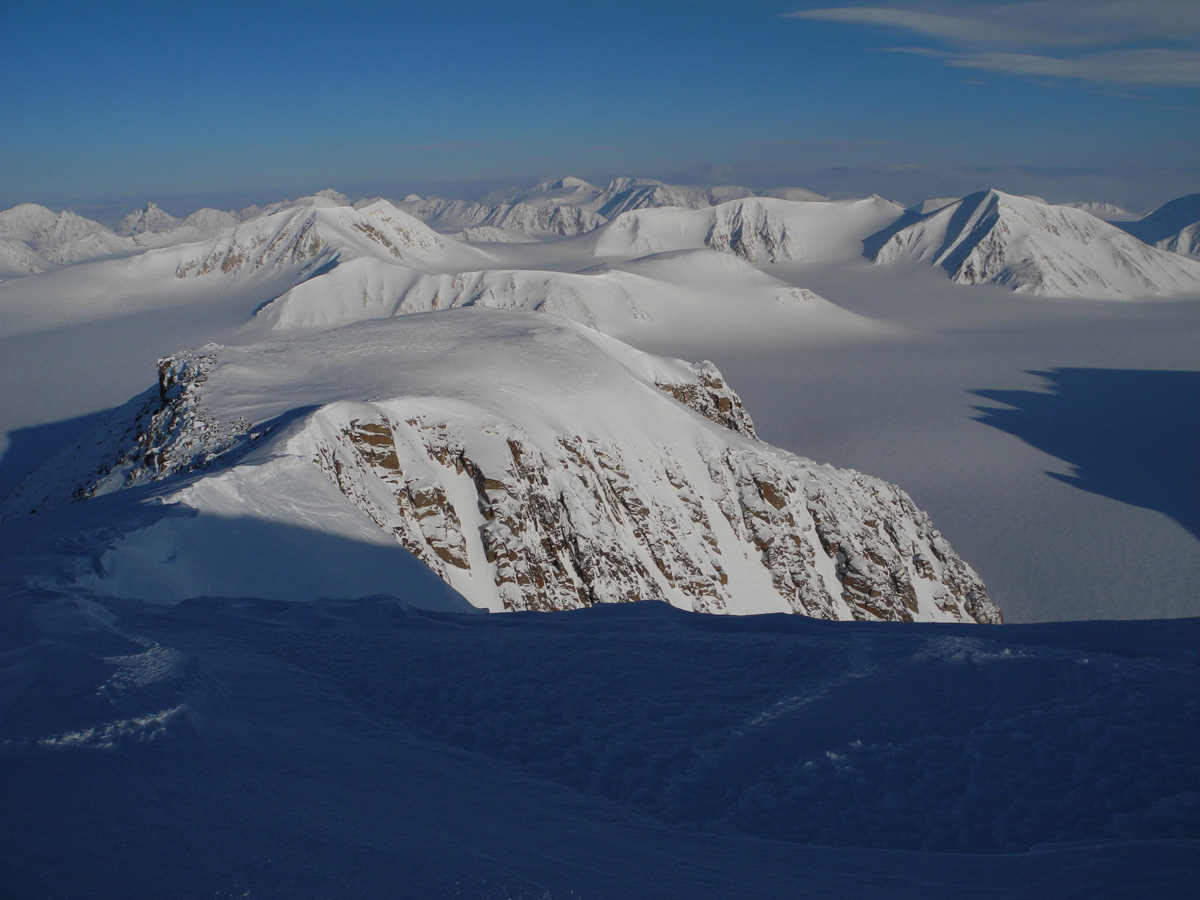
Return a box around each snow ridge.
[875,189,1200,298]
[1119,193,1200,259]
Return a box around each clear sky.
[2,0,1196,218]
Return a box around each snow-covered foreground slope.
[0,573,1194,898]
[875,190,1200,298]
[2,310,997,623]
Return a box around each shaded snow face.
[2,310,998,624]
[0,586,1192,899]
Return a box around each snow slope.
[1119,193,1200,259]
[573,195,902,266]
[2,310,998,624]
[0,571,1193,898]
[396,195,606,238]
[875,190,1200,298]
[0,236,47,279]
[1061,200,1142,222]
[255,245,842,336]
[0,194,497,340]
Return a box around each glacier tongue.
[3,309,999,624]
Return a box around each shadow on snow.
[972,368,1200,540]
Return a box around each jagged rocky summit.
[2,309,1000,625]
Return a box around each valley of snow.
[0,179,1196,898]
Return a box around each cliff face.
[0,310,999,624]
[309,403,996,622]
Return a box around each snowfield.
[0,575,1194,898]
[0,178,1197,897]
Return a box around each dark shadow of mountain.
[0,486,478,614]
[0,407,120,500]
[1,397,326,516]
[972,369,1199,539]
[861,208,924,259]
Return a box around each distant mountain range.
[2,177,1195,296]
[875,189,1200,299]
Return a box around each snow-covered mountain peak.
[1,203,114,244]
[313,188,352,206]
[167,198,463,286]
[1119,193,1200,259]
[541,175,595,192]
[0,203,133,266]
[875,189,1200,298]
[2,309,999,624]
[585,198,801,264]
[117,201,181,237]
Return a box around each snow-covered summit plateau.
[3,310,998,623]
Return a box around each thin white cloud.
[786,1,1200,86]
[789,7,1042,45]
[944,49,1200,87]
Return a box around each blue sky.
[2,0,1196,217]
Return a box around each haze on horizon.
[2,0,1197,219]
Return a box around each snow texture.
[0,574,1193,898]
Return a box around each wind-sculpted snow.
[875,190,1200,298]
[1,310,999,624]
